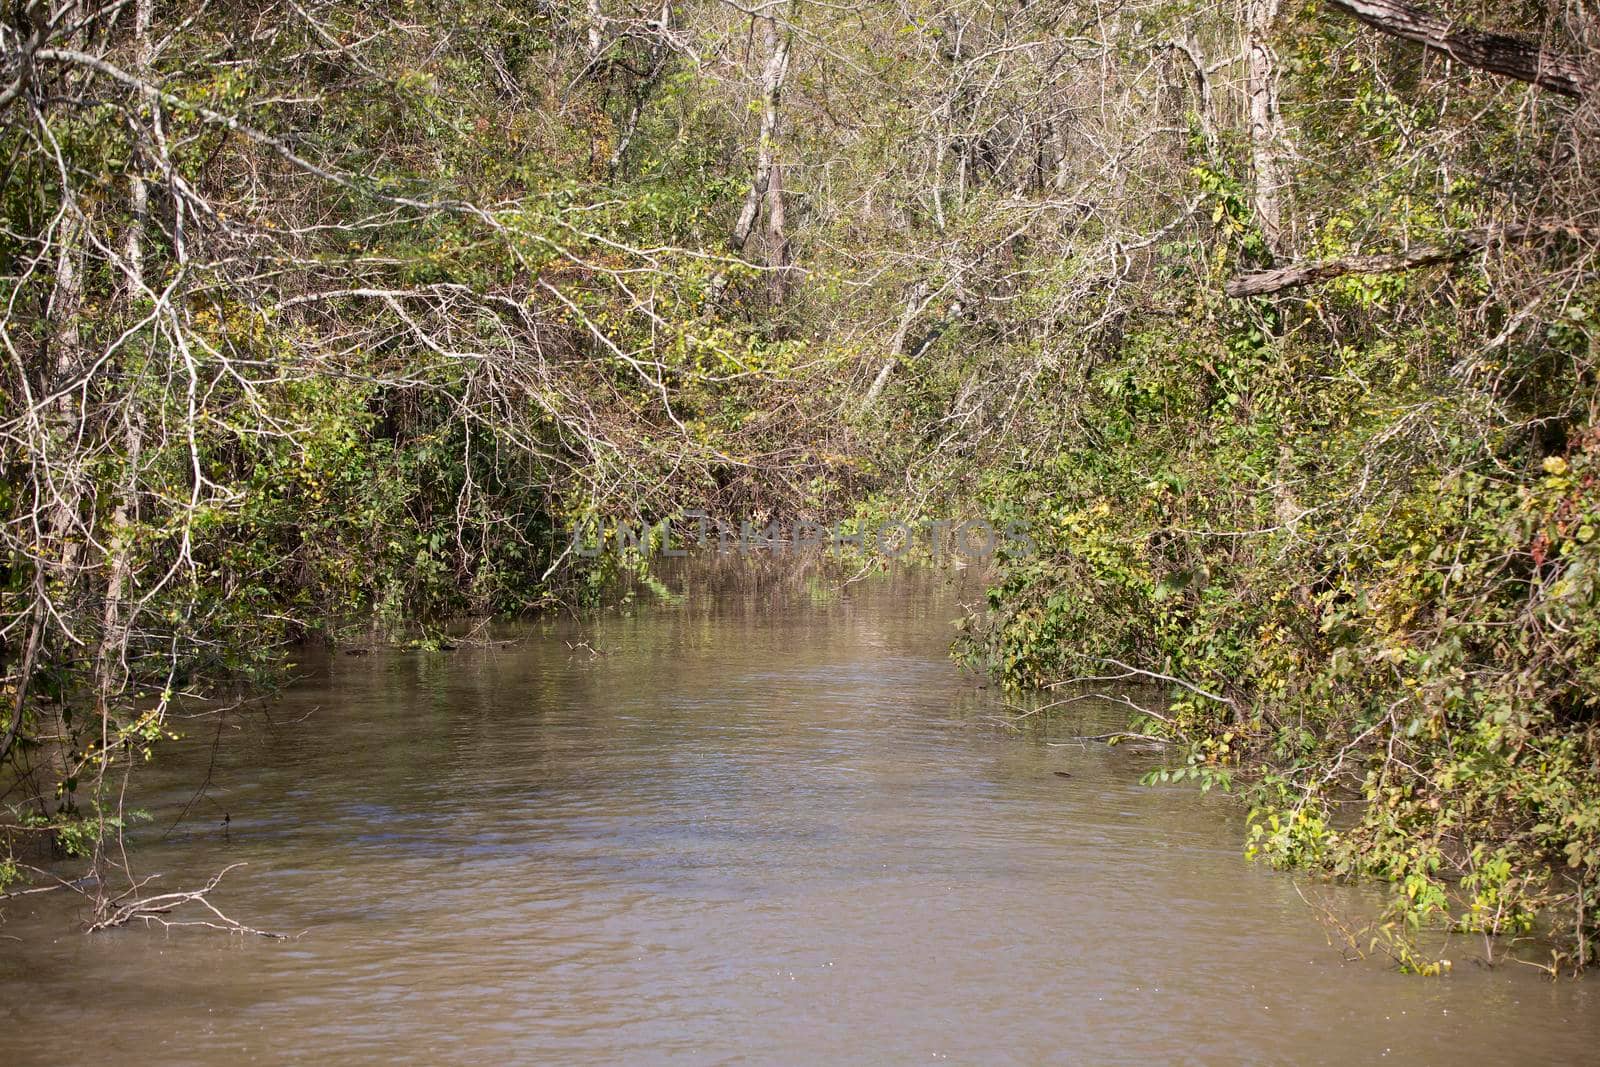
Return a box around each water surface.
[1,573,1595,1063]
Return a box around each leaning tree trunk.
[1225,221,1588,297]
[1326,0,1591,97]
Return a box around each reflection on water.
[1,570,1595,1064]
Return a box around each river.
[1,570,1595,1063]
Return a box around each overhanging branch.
[1225,222,1589,298]
[1326,0,1591,98]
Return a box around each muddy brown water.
[1,572,1596,1064]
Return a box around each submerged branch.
[86,864,286,938]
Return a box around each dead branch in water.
[86,864,286,938]
[1043,731,1177,747]
[1049,658,1233,718]
[993,688,1183,746]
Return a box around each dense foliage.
[2,0,1596,968]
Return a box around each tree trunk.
[1326,0,1590,97]
[730,8,792,252]
[586,0,604,57]
[766,160,792,306]
[1224,221,1586,297]
[1168,37,1219,157]
[606,0,673,177]
[1247,0,1288,257]
[95,0,152,728]
[33,210,86,816]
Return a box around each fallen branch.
[1044,731,1178,747]
[1225,221,1589,298]
[1051,659,1232,712]
[86,863,286,938]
